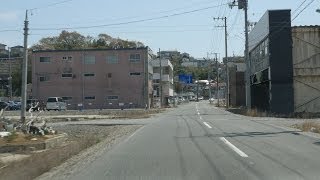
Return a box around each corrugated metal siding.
[292,26,320,113]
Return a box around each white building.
[151,59,174,107]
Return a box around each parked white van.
[46,97,67,111]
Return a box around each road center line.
[220,137,248,158]
[203,122,212,129]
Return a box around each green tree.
[31,31,145,50]
[11,67,31,96]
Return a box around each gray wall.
[292,26,320,113]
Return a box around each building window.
[84,73,95,77]
[62,97,72,101]
[61,73,73,78]
[84,55,96,64]
[130,72,141,76]
[153,67,160,73]
[85,96,95,100]
[63,56,72,62]
[40,57,50,63]
[107,73,112,78]
[107,55,118,64]
[129,54,141,62]
[153,79,160,83]
[39,76,49,82]
[107,96,118,100]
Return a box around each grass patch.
[292,121,320,133]
[5,132,18,143]
[103,109,165,119]
[0,135,99,180]
[0,132,50,145]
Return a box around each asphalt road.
[58,101,320,180]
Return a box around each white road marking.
[197,112,200,115]
[203,122,212,129]
[220,137,248,158]
[123,126,145,143]
[199,116,202,120]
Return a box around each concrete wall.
[292,26,320,113]
[229,66,246,107]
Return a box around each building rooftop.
[32,46,149,53]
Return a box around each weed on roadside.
[0,135,99,180]
[293,121,320,133]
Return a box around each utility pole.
[214,53,220,106]
[230,0,251,108]
[159,48,163,108]
[205,53,212,101]
[213,17,229,108]
[21,10,29,125]
[244,0,251,109]
[8,47,12,100]
[196,79,199,102]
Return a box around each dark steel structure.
[248,10,294,114]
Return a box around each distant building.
[158,50,181,59]
[0,43,8,57]
[151,59,174,107]
[197,59,211,68]
[10,46,24,57]
[32,47,154,109]
[181,61,198,68]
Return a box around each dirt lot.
[0,124,141,180]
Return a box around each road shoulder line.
[220,137,248,158]
[203,122,212,129]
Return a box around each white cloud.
[0,11,18,22]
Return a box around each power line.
[30,3,229,31]
[29,0,73,11]
[292,0,316,21]
[228,10,240,35]
[0,29,21,33]
[292,0,308,16]
[29,29,216,36]
[31,0,221,27]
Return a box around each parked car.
[14,100,21,109]
[46,97,67,111]
[0,101,9,110]
[7,101,20,110]
[198,96,204,100]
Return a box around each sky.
[0,0,319,59]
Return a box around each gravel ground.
[3,109,162,116]
[34,124,142,180]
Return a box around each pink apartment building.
[32,47,153,109]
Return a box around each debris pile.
[0,103,57,140]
